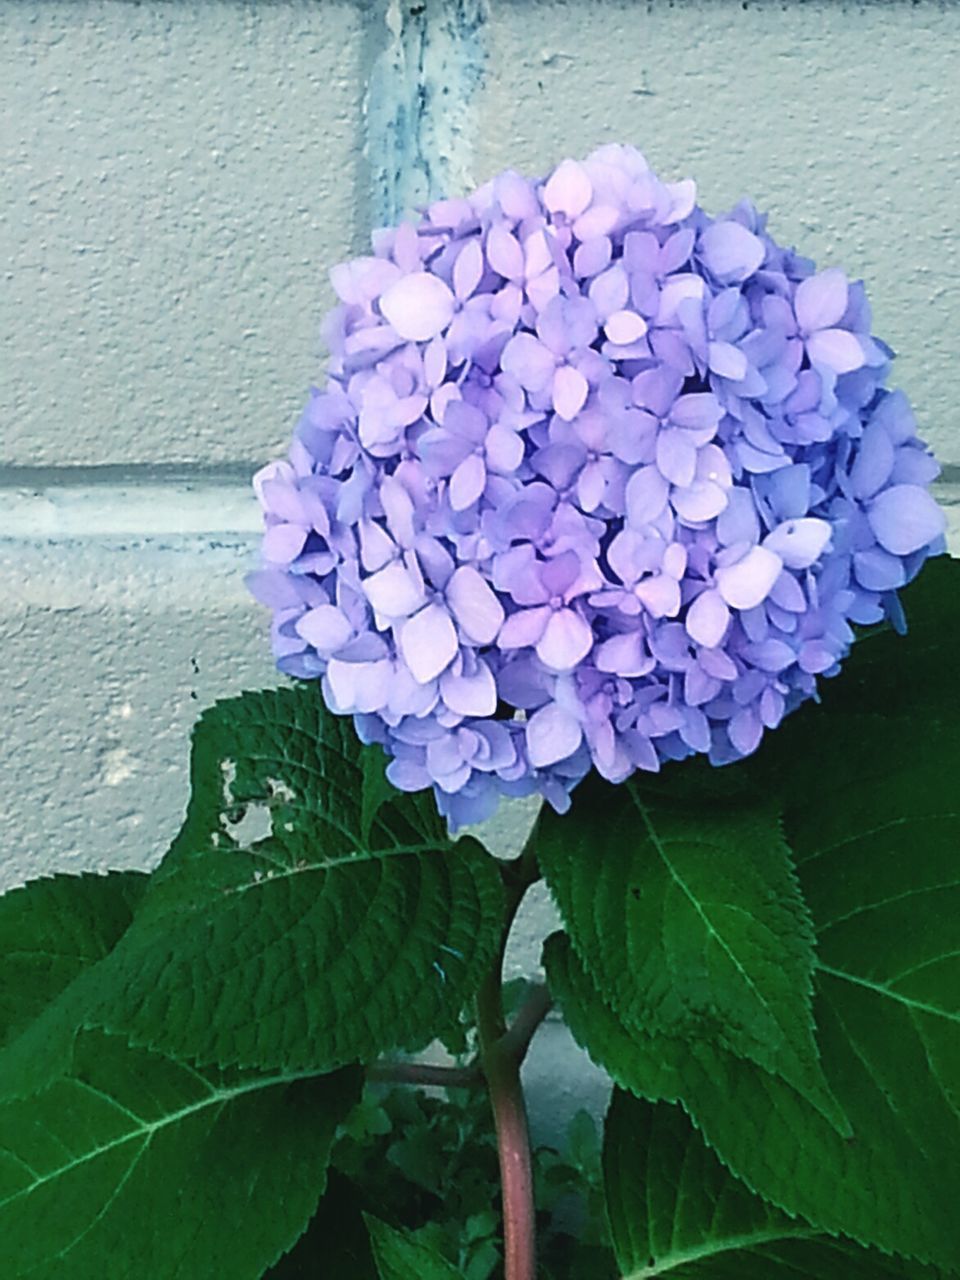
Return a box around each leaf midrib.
[815,963,960,1025]
[0,1065,314,1212]
[620,1225,816,1277]
[631,798,960,1030]
[633,797,776,1025]
[219,842,451,896]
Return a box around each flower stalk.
[477,964,537,1280]
[475,836,544,1280]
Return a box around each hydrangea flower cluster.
[249,144,946,828]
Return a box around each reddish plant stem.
[366,1060,482,1089]
[477,967,537,1280]
[476,834,543,1280]
[500,983,553,1066]
[367,987,550,1094]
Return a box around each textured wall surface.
[1,1,370,466]
[2,0,959,1140]
[3,1,958,469]
[473,0,960,468]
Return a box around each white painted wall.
[2,0,958,1143]
[1,1,369,467]
[473,0,960,469]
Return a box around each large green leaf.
[366,1216,464,1280]
[603,1089,936,1278]
[542,559,960,1267]
[545,932,960,1269]
[44,687,503,1075]
[744,563,960,812]
[0,872,145,1050]
[536,779,840,1124]
[812,554,958,722]
[0,866,360,1278]
[0,1030,357,1279]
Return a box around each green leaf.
[265,1169,376,1278]
[545,932,960,1269]
[812,555,959,723]
[0,872,145,1050]
[0,864,361,1278]
[536,778,841,1123]
[542,559,960,1268]
[603,1089,937,1278]
[0,1029,358,1279]
[60,686,504,1074]
[745,566,960,810]
[366,1216,464,1280]
[566,1107,601,1171]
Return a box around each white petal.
[486,225,524,280]
[634,574,681,619]
[685,589,731,648]
[440,660,498,717]
[868,485,946,555]
[497,605,552,650]
[671,480,729,524]
[398,604,459,683]
[715,546,783,609]
[362,561,425,620]
[359,519,398,573]
[625,466,670,527]
[535,608,594,672]
[526,702,583,767]
[296,605,353,654]
[605,309,648,345]
[699,222,765,281]
[262,523,307,564]
[795,268,849,333]
[325,658,391,714]
[806,328,864,374]
[595,631,652,677]
[763,518,832,569]
[379,272,456,341]
[453,238,485,301]
[446,566,505,644]
[543,158,593,219]
[553,365,589,421]
[449,452,487,510]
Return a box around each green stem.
[477,837,543,1280]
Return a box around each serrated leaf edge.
[545,933,942,1269]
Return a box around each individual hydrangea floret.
[249,144,946,828]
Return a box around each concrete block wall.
[2,0,958,1140]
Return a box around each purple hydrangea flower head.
[249,144,946,828]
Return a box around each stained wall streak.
[364,0,489,226]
